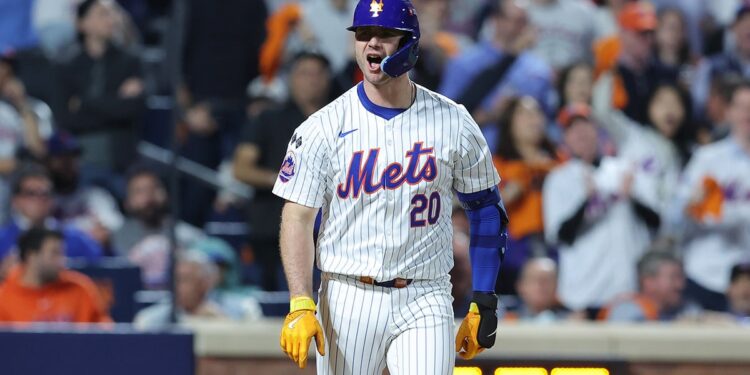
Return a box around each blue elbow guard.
[457,187,509,293]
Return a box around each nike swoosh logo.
[338,129,358,138]
[287,314,305,329]
[487,329,497,337]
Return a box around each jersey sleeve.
[452,108,501,193]
[542,164,588,245]
[272,116,330,208]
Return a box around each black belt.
[359,276,413,288]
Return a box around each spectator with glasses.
[0,166,102,279]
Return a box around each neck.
[363,76,413,108]
[84,36,108,58]
[20,266,44,288]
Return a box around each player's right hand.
[455,292,498,360]
[280,296,325,368]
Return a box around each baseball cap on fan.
[618,2,657,32]
[46,131,83,157]
[557,103,592,130]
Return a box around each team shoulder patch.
[279,151,297,183]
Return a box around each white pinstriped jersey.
[272,82,500,281]
[676,138,750,292]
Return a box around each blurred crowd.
[0,0,748,327]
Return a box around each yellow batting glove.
[280,296,325,368]
[455,293,499,360]
[455,302,484,359]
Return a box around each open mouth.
[366,54,383,71]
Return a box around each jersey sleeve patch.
[279,150,298,183]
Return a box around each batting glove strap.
[290,296,317,312]
[471,292,498,349]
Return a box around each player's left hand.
[280,296,325,368]
[455,292,498,360]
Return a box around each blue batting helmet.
[347,0,420,77]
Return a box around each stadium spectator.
[650,0,708,58]
[700,73,742,144]
[190,237,242,293]
[676,81,750,311]
[0,53,53,224]
[557,62,594,110]
[593,1,679,125]
[0,227,110,323]
[112,166,203,288]
[653,7,694,81]
[504,257,574,322]
[553,62,594,141]
[0,53,53,157]
[33,0,140,60]
[177,0,267,227]
[492,96,559,294]
[55,0,146,199]
[45,131,123,252]
[543,105,656,311]
[190,237,263,319]
[233,51,331,291]
[409,0,470,90]
[0,166,103,265]
[439,0,553,143]
[134,251,229,329]
[693,3,750,117]
[527,0,598,70]
[593,73,695,235]
[600,250,702,322]
[726,262,750,322]
[258,0,352,80]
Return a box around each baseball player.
[273,0,508,374]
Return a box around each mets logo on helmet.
[369,0,384,17]
[279,151,297,183]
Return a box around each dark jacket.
[56,43,145,172]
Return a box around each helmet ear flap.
[381,36,419,77]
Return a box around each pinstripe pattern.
[272,83,500,280]
[272,82,500,374]
[317,273,454,375]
